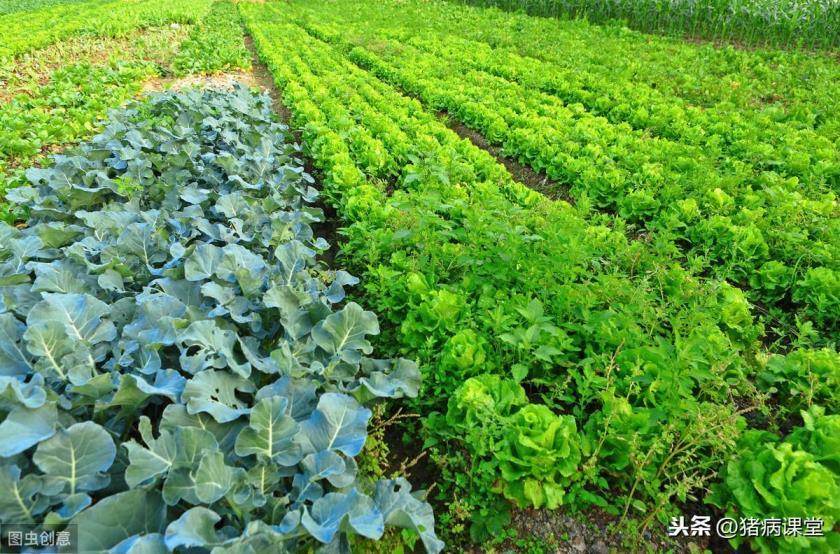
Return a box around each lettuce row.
[297,9,840,191]
[297,18,838,342]
[239,5,783,533]
[0,86,441,553]
[290,0,840,140]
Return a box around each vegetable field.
[455,0,840,49]
[0,1,838,553]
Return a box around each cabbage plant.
[0,86,442,553]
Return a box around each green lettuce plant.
[794,267,840,335]
[789,406,840,475]
[757,349,840,414]
[440,375,581,509]
[707,412,840,553]
[497,404,581,509]
[445,374,526,429]
[440,329,488,374]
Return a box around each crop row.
[286,0,840,147]
[0,0,85,16]
[0,0,213,60]
[349,28,838,189]
[0,1,251,224]
[290,18,838,343]
[290,4,838,194]
[173,0,251,76]
[0,85,441,552]
[240,5,839,548]
[0,29,186,224]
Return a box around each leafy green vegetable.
[0,86,441,552]
[758,349,840,414]
[445,374,526,429]
[0,0,212,59]
[173,1,251,76]
[241,1,839,547]
[498,404,581,509]
[441,376,581,510]
[708,410,840,553]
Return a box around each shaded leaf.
[0,402,57,457]
[164,507,221,550]
[72,489,166,552]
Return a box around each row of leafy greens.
[0,85,442,554]
[239,5,839,551]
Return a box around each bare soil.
[142,70,260,93]
[440,113,574,204]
